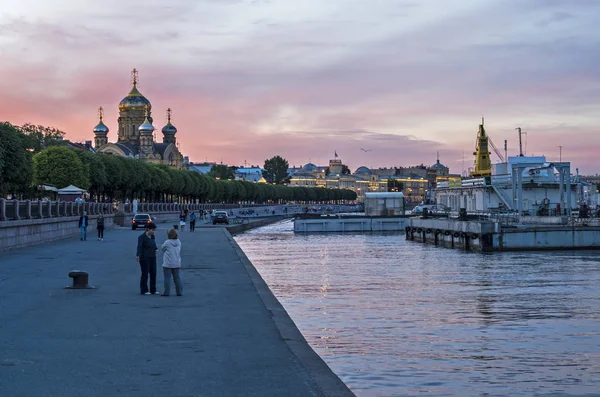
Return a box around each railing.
[0,199,114,222]
[0,199,362,223]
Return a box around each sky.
[1,0,599,174]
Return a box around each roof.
[114,143,138,156]
[236,167,263,174]
[153,143,170,157]
[57,185,87,194]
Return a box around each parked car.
[410,204,450,215]
[132,213,153,230]
[212,210,229,225]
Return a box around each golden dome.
[119,69,151,111]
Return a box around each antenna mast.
[516,127,525,156]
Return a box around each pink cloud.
[1,0,600,176]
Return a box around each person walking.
[96,213,105,241]
[161,228,183,296]
[189,211,196,232]
[136,223,159,295]
[78,211,89,241]
[179,211,186,232]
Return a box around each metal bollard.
[66,271,94,289]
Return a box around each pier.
[407,216,600,251]
[0,220,353,396]
[294,215,409,232]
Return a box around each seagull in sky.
[360,148,372,152]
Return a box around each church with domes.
[93,69,184,168]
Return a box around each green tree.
[208,164,236,180]
[98,154,123,200]
[32,147,89,189]
[262,155,290,184]
[75,150,107,200]
[0,122,34,196]
[18,123,66,152]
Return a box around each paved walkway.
[0,222,354,397]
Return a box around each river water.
[234,219,600,397]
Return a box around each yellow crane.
[471,118,492,177]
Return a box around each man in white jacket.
[161,228,183,296]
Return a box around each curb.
[225,228,356,397]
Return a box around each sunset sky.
[1,0,599,174]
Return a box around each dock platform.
[407,217,600,251]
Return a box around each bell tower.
[93,106,109,149]
[117,68,151,145]
[161,108,178,145]
[138,106,155,157]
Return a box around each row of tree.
[0,122,357,203]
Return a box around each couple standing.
[136,224,183,296]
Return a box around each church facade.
[93,69,184,168]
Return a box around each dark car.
[212,211,229,225]
[132,213,153,230]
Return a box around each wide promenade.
[0,219,354,397]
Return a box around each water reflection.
[235,220,600,396]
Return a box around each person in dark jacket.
[78,211,89,241]
[96,214,105,241]
[189,212,196,232]
[136,223,158,295]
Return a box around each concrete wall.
[294,216,409,232]
[499,227,600,250]
[0,215,115,251]
[0,212,182,252]
[227,216,287,235]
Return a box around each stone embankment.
[0,218,354,396]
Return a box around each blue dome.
[162,122,177,135]
[93,120,109,134]
[430,160,447,170]
[354,166,372,174]
[138,115,155,134]
[302,163,317,171]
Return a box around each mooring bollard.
[66,270,94,289]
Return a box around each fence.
[0,200,258,222]
[0,199,113,221]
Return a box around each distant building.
[289,157,387,200]
[186,162,217,175]
[66,140,96,153]
[436,155,583,214]
[364,192,405,216]
[235,167,264,183]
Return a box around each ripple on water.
[235,220,600,397]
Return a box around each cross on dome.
[131,68,138,87]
